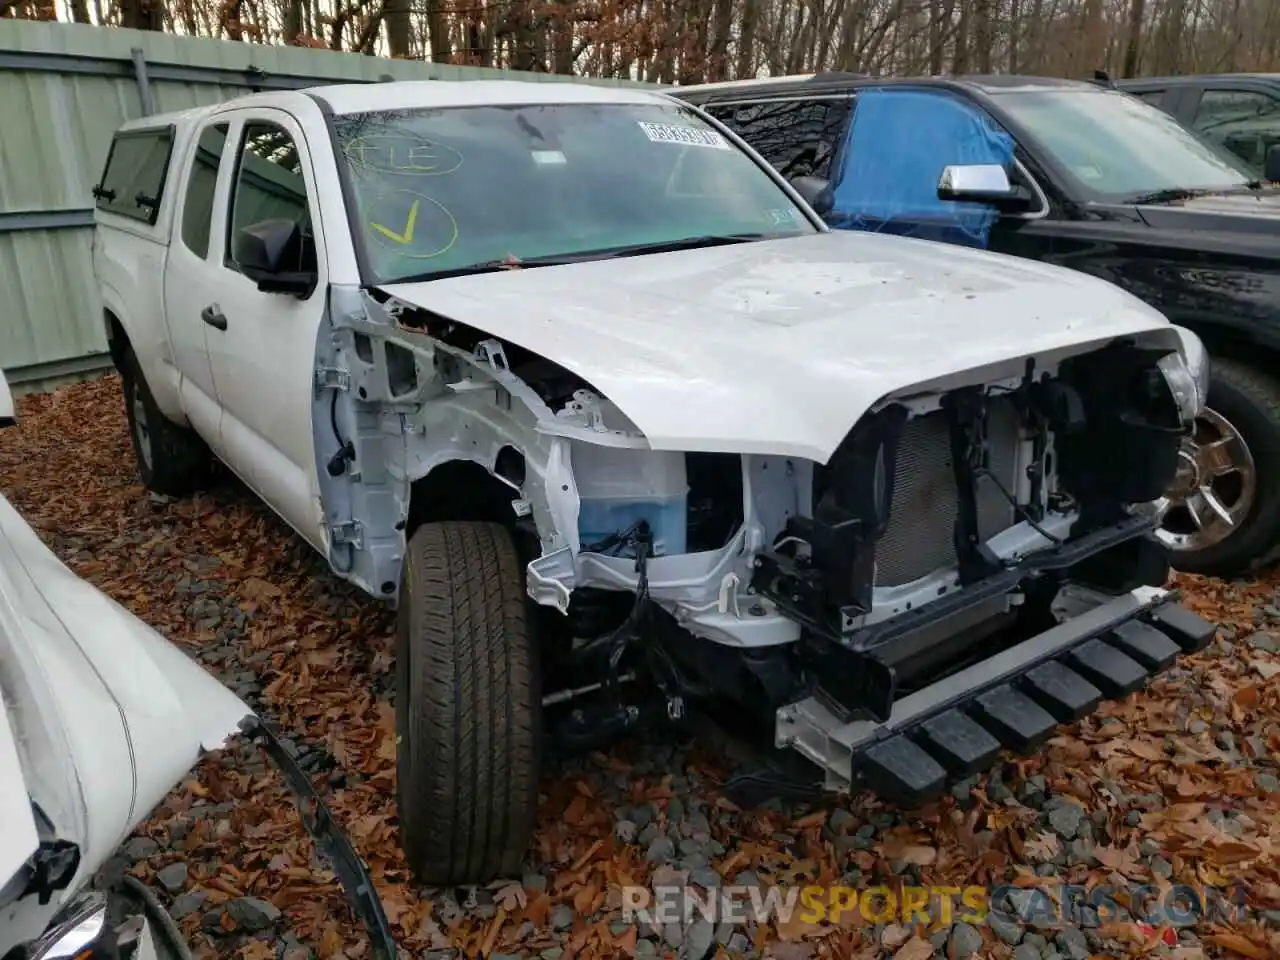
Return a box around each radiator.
[874,402,1020,587]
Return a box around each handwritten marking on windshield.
[365,189,459,260]
[371,198,420,245]
[343,134,464,177]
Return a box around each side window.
[832,88,1019,247]
[1192,89,1280,174]
[1135,90,1169,110]
[705,98,851,180]
[225,121,316,274]
[94,127,174,224]
[180,123,229,259]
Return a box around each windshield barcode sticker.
[637,121,730,150]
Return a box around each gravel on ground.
[2,374,1278,960]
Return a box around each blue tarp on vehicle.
[829,88,1016,248]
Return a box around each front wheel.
[395,521,540,886]
[1157,357,1280,577]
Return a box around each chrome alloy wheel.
[1155,406,1256,552]
[130,382,153,472]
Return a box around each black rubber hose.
[121,875,195,960]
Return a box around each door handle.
[201,304,228,331]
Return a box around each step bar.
[775,585,1215,801]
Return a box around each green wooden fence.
[0,20,653,389]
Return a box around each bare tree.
[11,0,1280,82]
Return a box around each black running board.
[775,587,1214,806]
[240,716,398,960]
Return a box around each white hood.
[381,231,1183,462]
[0,492,249,933]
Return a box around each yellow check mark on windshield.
[371,198,420,245]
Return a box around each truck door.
[199,108,329,551]
[162,119,234,458]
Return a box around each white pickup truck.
[92,78,1217,888]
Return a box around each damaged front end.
[312,280,1216,807]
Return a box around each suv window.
[703,97,851,180]
[226,121,316,275]
[94,126,174,225]
[997,88,1253,199]
[180,123,229,259]
[1192,89,1280,174]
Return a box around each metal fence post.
[131,47,154,115]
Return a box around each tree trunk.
[678,0,710,84]
[385,0,410,57]
[282,0,301,43]
[551,0,574,74]
[120,0,163,30]
[974,0,993,72]
[1121,0,1145,77]
[928,0,945,73]
[426,0,452,63]
[70,0,90,22]
[1008,0,1020,72]
[1080,0,1105,74]
[952,5,969,72]
[735,0,758,78]
[707,0,733,80]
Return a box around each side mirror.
[232,218,316,297]
[0,369,14,429]
[789,175,834,217]
[1266,143,1280,183]
[937,163,1034,211]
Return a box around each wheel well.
[104,310,128,369]
[1185,323,1280,379]
[406,460,521,539]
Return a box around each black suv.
[1117,73,1280,179]
[672,73,1280,578]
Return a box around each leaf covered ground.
[1,374,1279,960]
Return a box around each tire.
[119,346,210,497]
[1163,357,1280,577]
[395,520,540,886]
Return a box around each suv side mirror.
[0,368,14,429]
[937,163,1034,212]
[789,175,834,217]
[232,218,317,297]
[1266,143,1280,183]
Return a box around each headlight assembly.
[1159,328,1210,426]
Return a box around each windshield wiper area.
[581,233,771,258]
[388,234,769,284]
[1125,187,1220,205]
[395,256,584,283]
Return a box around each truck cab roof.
[307,78,675,115]
[117,79,678,136]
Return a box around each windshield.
[329,101,817,284]
[995,89,1257,200]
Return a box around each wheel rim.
[1155,406,1256,553]
[130,383,153,472]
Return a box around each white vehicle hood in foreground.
[0,492,248,924]
[381,231,1184,462]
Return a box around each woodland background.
[1,0,1279,114]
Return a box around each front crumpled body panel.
[379,230,1186,463]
